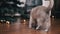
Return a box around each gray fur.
[29,0,54,32]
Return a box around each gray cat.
[29,0,54,32]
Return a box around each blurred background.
[0,0,43,24]
[0,0,60,24]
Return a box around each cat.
[29,0,54,32]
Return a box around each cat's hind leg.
[36,18,43,30]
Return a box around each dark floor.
[0,17,60,34]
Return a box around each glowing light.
[1,20,3,22]
[52,16,54,18]
[6,21,10,24]
[24,19,26,22]
[23,19,26,24]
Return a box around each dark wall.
[52,0,60,18]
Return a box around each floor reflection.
[0,17,60,34]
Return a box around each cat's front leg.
[29,16,33,28]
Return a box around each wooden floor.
[0,17,60,34]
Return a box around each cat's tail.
[46,0,54,12]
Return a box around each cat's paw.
[44,29,49,32]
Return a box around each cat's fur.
[29,0,54,31]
